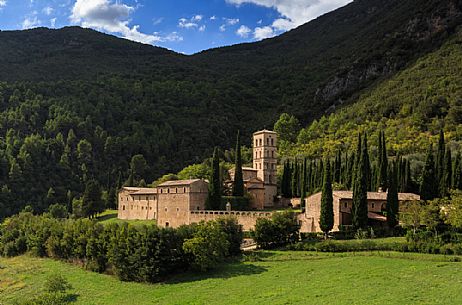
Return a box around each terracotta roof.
[253,129,277,135]
[368,212,387,222]
[158,179,206,187]
[309,191,420,201]
[122,187,157,195]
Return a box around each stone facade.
[303,191,421,233]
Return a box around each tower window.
[267,138,269,145]
[271,138,274,146]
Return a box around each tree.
[183,221,229,271]
[48,204,68,219]
[436,130,445,197]
[232,131,244,197]
[377,131,388,191]
[253,211,300,249]
[352,133,369,230]
[441,147,452,197]
[273,113,301,143]
[420,200,442,235]
[82,180,103,218]
[206,148,221,210]
[386,162,399,228]
[319,158,333,239]
[130,154,148,183]
[300,158,307,208]
[420,144,438,201]
[445,191,462,229]
[401,201,422,233]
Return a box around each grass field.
[1,251,462,305]
[95,210,156,226]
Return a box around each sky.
[0,0,352,54]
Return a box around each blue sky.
[0,0,352,54]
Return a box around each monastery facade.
[117,129,421,232]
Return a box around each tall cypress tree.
[319,158,333,239]
[386,162,399,228]
[232,131,244,197]
[378,131,388,191]
[352,133,369,230]
[453,153,462,190]
[436,130,445,197]
[207,147,221,210]
[420,144,438,201]
[441,147,452,197]
[300,158,307,208]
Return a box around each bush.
[44,274,72,293]
[253,211,300,249]
[48,204,69,219]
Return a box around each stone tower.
[253,130,278,207]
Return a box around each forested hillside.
[285,28,462,159]
[0,0,461,218]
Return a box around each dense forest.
[0,0,461,218]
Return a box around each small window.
[344,202,347,208]
[266,138,269,145]
[255,139,258,146]
[123,205,126,210]
[176,208,180,212]
[142,206,144,210]
[197,206,200,210]
[184,187,186,193]
[165,207,168,212]
[167,189,170,194]
[271,138,274,146]
[160,189,163,194]
[372,203,375,209]
[150,207,152,210]
[146,196,148,200]
[165,222,169,227]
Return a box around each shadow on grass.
[165,261,268,284]
[96,213,117,222]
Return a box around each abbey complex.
[118,130,420,232]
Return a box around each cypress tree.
[420,144,438,201]
[125,169,134,187]
[207,147,221,210]
[386,162,399,228]
[436,130,445,196]
[319,158,333,239]
[441,147,452,197]
[378,131,388,191]
[232,131,244,197]
[352,133,369,230]
[453,153,462,190]
[300,158,307,208]
[291,159,298,197]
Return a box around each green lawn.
[1,251,462,305]
[96,210,156,226]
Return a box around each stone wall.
[189,210,273,231]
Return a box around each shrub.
[254,211,300,249]
[44,274,72,293]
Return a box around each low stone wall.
[189,210,273,231]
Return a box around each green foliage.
[183,221,229,271]
[232,131,244,197]
[386,163,399,228]
[420,145,438,201]
[253,211,300,249]
[319,159,333,237]
[206,148,222,210]
[44,273,73,293]
[48,204,68,219]
[352,134,369,230]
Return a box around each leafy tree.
[130,154,148,182]
[444,191,462,229]
[232,131,244,197]
[401,201,422,233]
[274,113,300,143]
[420,200,442,235]
[82,180,103,218]
[319,158,333,239]
[436,130,445,197]
[183,221,229,271]
[48,204,68,219]
[253,211,300,249]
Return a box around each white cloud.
[219,24,226,32]
[236,25,251,38]
[42,6,53,16]
[199,25,206,32]
[71,0,160,44]
[158,31,183,42]
[178,15,206,30]
[193,15,203,21]
[210,15,217,21]
[50,18,57,27]
[227,0,352,31]
[225,18,239,25]
[0,0,6,9]
[22,16,41,29]
[254,26,274,40]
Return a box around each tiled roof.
[158,179,206,187]
[122,187,157,195]
[332,191,420,201]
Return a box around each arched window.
[271,138,274,146]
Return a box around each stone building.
[298,191,420,233]
[117,129,280,229]
[228,130,278,209]
[118,179,208,227]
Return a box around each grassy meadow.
[1,250,462,305]
[95,210,156,226]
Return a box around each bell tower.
[253,130,278,207]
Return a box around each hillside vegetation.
[286,28,462,158]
